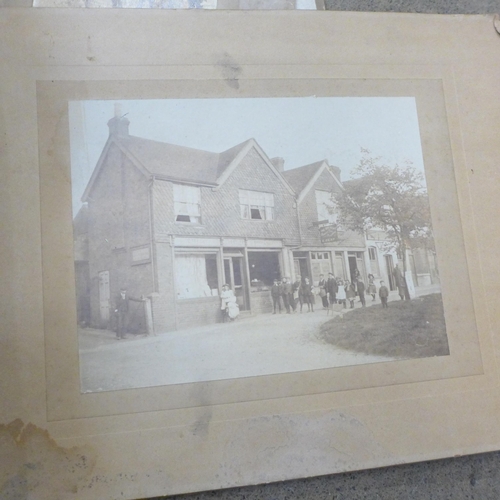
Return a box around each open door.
[224,256,248,311]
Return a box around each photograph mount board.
[1,9,499,500]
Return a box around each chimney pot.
[107,113,130,137]
[270,157,285,173]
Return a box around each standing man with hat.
[271,279,283,314]
[327,272,338,305]
[114,287,144,340]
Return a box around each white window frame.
[173,184,201,224]
[315,189,337,224]
[175,253,219,299]
[239,189,275,221]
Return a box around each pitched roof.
[83,133,295,202]
[281,161,324,195]
[113,135,254,185]
[216,139,254,179]
[115,135,223,185]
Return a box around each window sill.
[176,296,219,303]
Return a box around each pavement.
[79,283,441,393]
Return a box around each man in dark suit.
[114,287,144,339]
[271,279,283,314]
[327,272,338,305]
[357,279,366,307]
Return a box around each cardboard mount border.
[36,65,486,422]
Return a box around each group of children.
[221,272,391,322]
[271,273,391,313]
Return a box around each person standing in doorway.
[379,281,389,308]
[114,287,144,340]
[318,274,329,309]
[352,268,360,294]
[271,279,282,314]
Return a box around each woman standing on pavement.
[300,277,315,313]
[367,273,377,301]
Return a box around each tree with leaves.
[334,149,433,300]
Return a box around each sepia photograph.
[69,96,448,393]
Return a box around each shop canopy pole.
[243,238,252,313]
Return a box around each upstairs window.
[173,184,201,223]
[239,190,274,220]
[315,190,337,224]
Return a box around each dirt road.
[79,308,394,393]
[80,285,440,392]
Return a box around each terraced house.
[74,113,436,333]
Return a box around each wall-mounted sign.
[130,245,151,265]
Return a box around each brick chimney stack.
[107,103,130,137]
[270,157,285,173]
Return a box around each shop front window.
[175,254,218,299]
[248,251,281,288]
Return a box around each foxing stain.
[215,52,242,89]
[0,419,96,500]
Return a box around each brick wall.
[177,297,221,329]
[151,241,176,333]
[86,142,154,329]
[152,146,301,245]
[250,290,273,314]
[299,169,365,249]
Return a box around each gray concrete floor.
[156,450,500,499]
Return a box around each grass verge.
[319,293,449,359]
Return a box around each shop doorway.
[223,255,248,311]
[347,252,367,284]
[310,252,332,285]
[293,257,309,282]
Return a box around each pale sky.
[69,97,426,216]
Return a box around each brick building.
[76,113,437,333]
[80,114,303,333]
[282,160,370,286]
